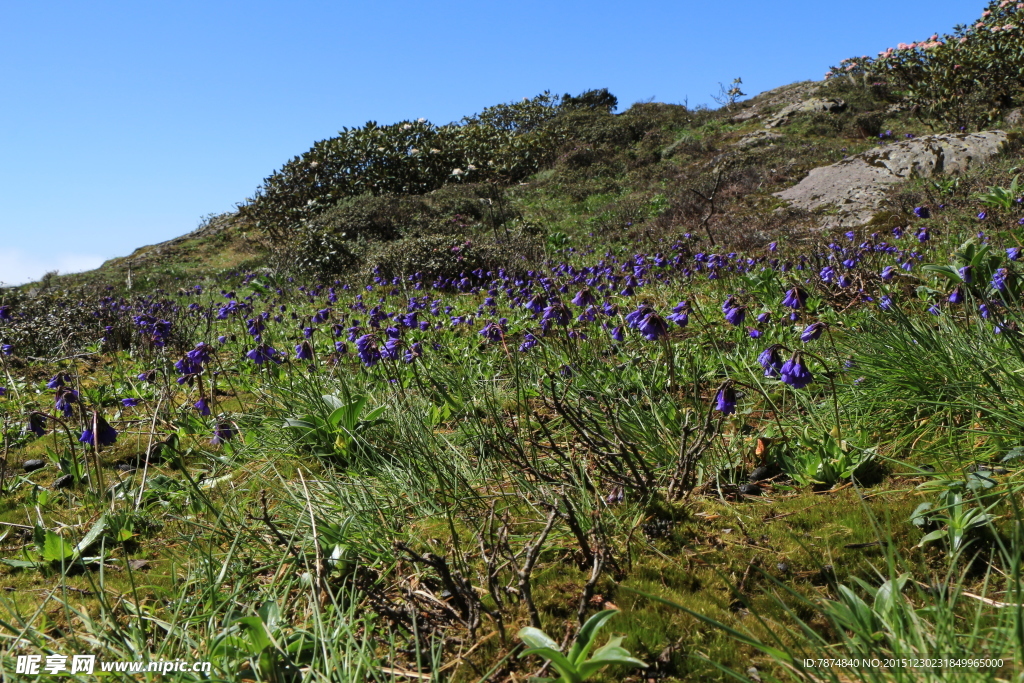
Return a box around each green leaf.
[518,626,560,651]
[0,558,40,569]
[234,616,273,654]
[519,647,579,682]
[42,531,74,562]
[72,515,106,560]
[918,529,948,546]
[1002,446,1024,463]
[568,608,620,665]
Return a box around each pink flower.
[983,10,992,16]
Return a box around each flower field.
[2,5,1024,680]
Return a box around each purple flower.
[879,295,893,311]
[1007,247,1021,261]
[121,398,141,408]
[570,288,596,307]
[519,333,539,352]
[715,385,737,415]
[958,266,973,284]
[1,344,12,356]
[638,312,670,341]
[978,211,988,220]
[478,321,505,342]
[948,285,964,304]
[29,413,47,437]
[541,302,570,326]
[295,340,314,360]
[800,322,826,343]
[780,354,813,388]
[354,335,382,367]
[195,398,211,416]
[404,342,423,363]
[0,386,6,397]
[246,344,281,365]
[80,416,118,448]
[610,325,625,342]
[724,305,746,326]
[913,206,930,219]
[991,268,1009,292]
[757,346,784,378]
[0,305,11,321]
[781,287,806,309]
[55,388,78,417]
[757,311,772,324]
[748,328,762,339]
[211,421,237,446]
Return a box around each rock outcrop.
[774,131,1012,229]
[763,98,846,129]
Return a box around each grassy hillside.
[2,3,1024,681]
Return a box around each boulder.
[764,98,846,129]
[1007,108,1023,126]
[734,130,783,149]
[774,130,1012,229]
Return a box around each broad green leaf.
[518,626,560,651]
[568,608,620,665]
[518,647,579,682]
[72,515,106,560]
[43,531,74,562]
[235,616,272,653]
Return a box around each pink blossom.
[982,9,992,16]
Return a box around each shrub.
[239,93,566,246]
[827,1,1024,128]
[362,232,539,281]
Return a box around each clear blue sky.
[0,0,979,284]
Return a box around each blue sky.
[0,1,979,284]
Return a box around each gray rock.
[774,130,1012,229]
[52,474,75,490]
[730,108,761,123]
[1007,108,1023,126]
[748,466,771,482]
[764,98,846,129]
[22,459,46,472]
[734,130,783,149]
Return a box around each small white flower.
[417,117,427,123]
[402,123,413,130]
[451,168,464,176]
[466,164,477,171]
[410,148,419,154]
[430,148,440,154]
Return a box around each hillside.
[2,3,1024,682]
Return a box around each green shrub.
[828,1,1024,128]
[362,232,539,280]
[239,93,566,245]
